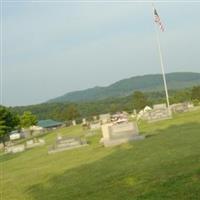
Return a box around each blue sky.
[1,1,200,106]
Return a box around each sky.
[1,1,200,106]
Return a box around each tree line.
[10,86,200,121]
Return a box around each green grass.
[1,109,200,200]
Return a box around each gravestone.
[170,102,190,113]
[153,103,166,109]
[93,116,97,121]
[90,122,101,130]
[26,140,34,146]
[188,103,194,109]
[48,136,87,154]
[146,104,172,123]
[30,125,44,136]
[72,120,76,126]
[100,122,144,147]
[26,138,45,149]
[10,133,21,140]
[82,118,87,124]
[6,144,25,154]
[22,128,31,138]
[99,113,111,124]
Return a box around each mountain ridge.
[48,72,200,103]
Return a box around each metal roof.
[37,119,63,128]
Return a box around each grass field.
[1,109,200,200]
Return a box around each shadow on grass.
[0,152,21,162]
[24,122,200,200]
[0,147,34,163]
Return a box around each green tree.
[192,99,199,106]
[191,86,200,100]
[0,106,20,146]
[133,91,149,112]
[0,120,7,137]
[66,105,80,121]
[20,111,37,128]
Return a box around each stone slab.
[103,135,145,147]
[100,122,143,147]
[48,137,87,154]
[6,145,25,154]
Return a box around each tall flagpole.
[151,4,170,111]
[0,0,3,106]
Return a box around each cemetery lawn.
[1,108,200,200]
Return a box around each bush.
[192,99,200,106]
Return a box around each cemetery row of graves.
[2,101,197,154]
[1,104,200,200]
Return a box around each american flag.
[154,8,164,32]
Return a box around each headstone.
[72,120,76,126]
[26,138,45,149]
[6,145,25,154]
[111,112,129,124]
[153,103,166,109]
[10,133,21,140]
[170,102,189,113]
[143,106,152,112]
[26,140,34,145]
[22,129,31,138]
[146,104,172,123]
[100,122,144,147]
[90,122,101,130]
[5,141,13,147]
[30,125,44,135]
[57,134,62,140]
[188,103,194,109]
[99,113,111,124]
[38,139,45,144]
[48,137,87,154]
[82,118,87,124]
[93,116,97,121]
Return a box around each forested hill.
[48,72,200,103]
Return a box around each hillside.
[48,72,200,103]
[1,109,200,200]
[12,87,196,121]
